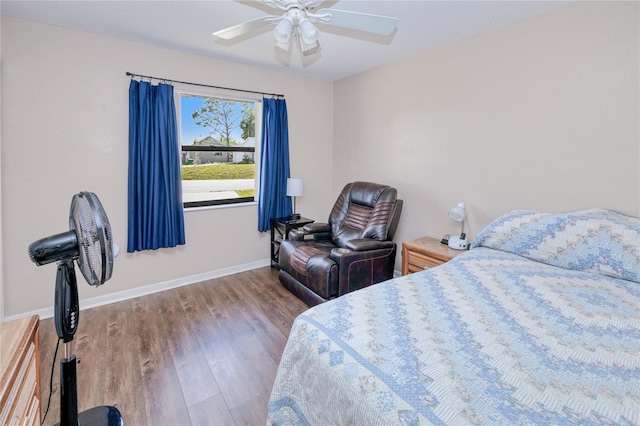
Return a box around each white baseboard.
[4,258,271,322]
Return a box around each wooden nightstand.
[402,236,466,275]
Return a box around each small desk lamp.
[286,178,303,220]
[448,202,468,250]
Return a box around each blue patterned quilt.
[268,209,640,425]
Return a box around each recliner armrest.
[345,238,395,251]
[289,222,332,241]
[303,223,331,233]
[329,243,397,296]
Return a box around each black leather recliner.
[278,181,403,306]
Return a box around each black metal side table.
[270,216,314,268]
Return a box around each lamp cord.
[42,338,61,425]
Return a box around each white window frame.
[175,88,262,210]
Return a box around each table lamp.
[448,202,468,250]
[286,178,303,220]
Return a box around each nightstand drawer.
[406,250,446,272]
[402,236,465,275]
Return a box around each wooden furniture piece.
[402,236,465,275]
[270,216,314,268]
[0,315,41,426]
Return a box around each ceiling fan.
[213,0,398,55]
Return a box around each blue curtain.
[258,97,291,232]
[127,80,185,252]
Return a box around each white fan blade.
[315,9,398,36]
[213,16,278,40]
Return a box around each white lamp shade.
[449,202,465,222]
[298,19,318,45]
[286,178,303,197]
[274,18,293,44]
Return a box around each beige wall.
[0,3,4,321]
[334,1,639,252]
[1,16,334,319]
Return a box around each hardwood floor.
[38,267,309,426]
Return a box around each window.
[178,91,259,208]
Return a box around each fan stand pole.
[54,262,123,426]
[59,344,79,426]
[57,348,123,426]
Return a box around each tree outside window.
[179,92,258,208]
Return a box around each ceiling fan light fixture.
[298,18,318,44]
[298,18,318,52]
[273,17,294,44]
[275,39,291,51]
[299,35,318,52]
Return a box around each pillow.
[471,209,640,283]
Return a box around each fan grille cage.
[70,192,113,286]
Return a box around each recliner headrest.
[329,181,399,246]
[348,182,390,208]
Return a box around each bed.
[267,209,640,425]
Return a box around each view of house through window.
[179,92,258,208]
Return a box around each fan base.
[54,405,123,426]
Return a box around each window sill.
[184,201,258,213]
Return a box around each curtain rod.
[125,71,284,98]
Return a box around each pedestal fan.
[28,191,123,426]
